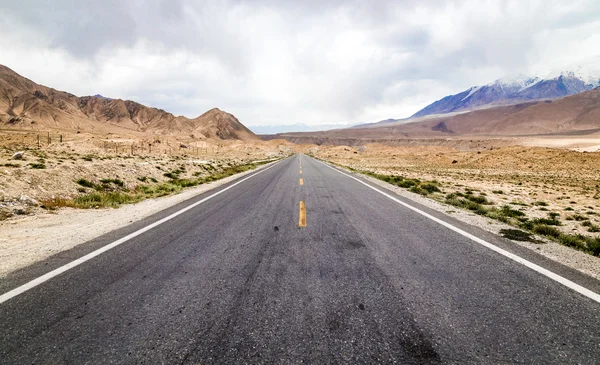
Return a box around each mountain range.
[263,86,600,145]
[411,57,600,118]
[0,64,258,141]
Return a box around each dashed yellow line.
[300,170,302,174]
[299,178,304,185]
[299,201,307,227]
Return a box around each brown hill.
[0,64,258,140]
[264,88,600,145]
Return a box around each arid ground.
[0,130,293,218]
[311,137,600,275]
[2,131,600,279]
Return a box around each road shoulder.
[0,159,281,279]
[317,158,600,293]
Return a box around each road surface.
[1,154,599,364]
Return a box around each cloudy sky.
[1,0,599,129]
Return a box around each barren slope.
[265,88,600,145]
[0,64,258,141]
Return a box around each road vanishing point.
[1,154,599,364]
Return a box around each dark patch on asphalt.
[327,313,342,332]
[345,239,365,249]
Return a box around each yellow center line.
[299,178,304,185]
[299,201,307,227]
[300,170,302,174]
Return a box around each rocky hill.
[0,64,258,140]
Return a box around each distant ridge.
[262,87,600,145]
[0,64,258,140]
[412,56,600,118]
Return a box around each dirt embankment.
[0,131,292,220]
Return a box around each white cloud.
[1,0,599,127]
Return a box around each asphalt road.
[1,154,599,364]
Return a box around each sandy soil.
[0,131,292,219]
[0,159,278,277]
[520,136,600,152]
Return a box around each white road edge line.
[0,159,285,305]
[315,158,600,304]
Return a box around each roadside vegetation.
[39,160,274,210]
[327,160,600,257]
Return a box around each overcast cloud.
[1,0,599,128]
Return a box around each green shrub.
[566,214,588,221]
[499,205,525,218]
[584,237,600,256]
[419,182,441,194]
[76,178,96,188]
[163,171,179,179]
[73,191,140,208]
[100,178,125,187]
[444,194,488,215]
[467,195,490,204]
[409,186,428,196]
[29,162,46,169]
[484,209,510,223]
[398,179,419,188]
[558,234,587,250]
[531,224,561,238]
[531,218,561,226]
[584,222,600,233]
[500,229,533,242]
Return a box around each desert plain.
[2,128,600,280]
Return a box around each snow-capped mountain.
[412,57,600,118]
[545,56,600,87]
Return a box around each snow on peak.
[488,74,539,88]
[544,55,600,86]
[460,86,481,102]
